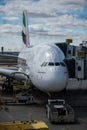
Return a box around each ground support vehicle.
[46,99,75,123]
[0,120,48,130]
[15,91,34,104]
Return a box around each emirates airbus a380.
[0,10,68,93]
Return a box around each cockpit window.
[60,62,66,66]
[41,62,48,67]
[55,62,60,66]
[41,62,66,67]
[48,62,54,66]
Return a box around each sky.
[0,0,87,51]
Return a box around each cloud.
[3,16,19,22]
[0,0,85,15]
[0,0,87,50]
[0,24,21,36]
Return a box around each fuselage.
[18,43,68,92]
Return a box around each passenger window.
[48,62,54,66]
[55,62,60,66]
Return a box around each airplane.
[0,10,68,94]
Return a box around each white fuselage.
[18,43,68,92]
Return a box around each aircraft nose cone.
[46,67,68,92]
[54,70,68,87]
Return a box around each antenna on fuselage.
[22,10,30,47]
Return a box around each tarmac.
[0,78,87,130]
[0,103,87,130]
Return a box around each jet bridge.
[56,40,87,80]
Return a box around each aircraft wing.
[0,68,29,80]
